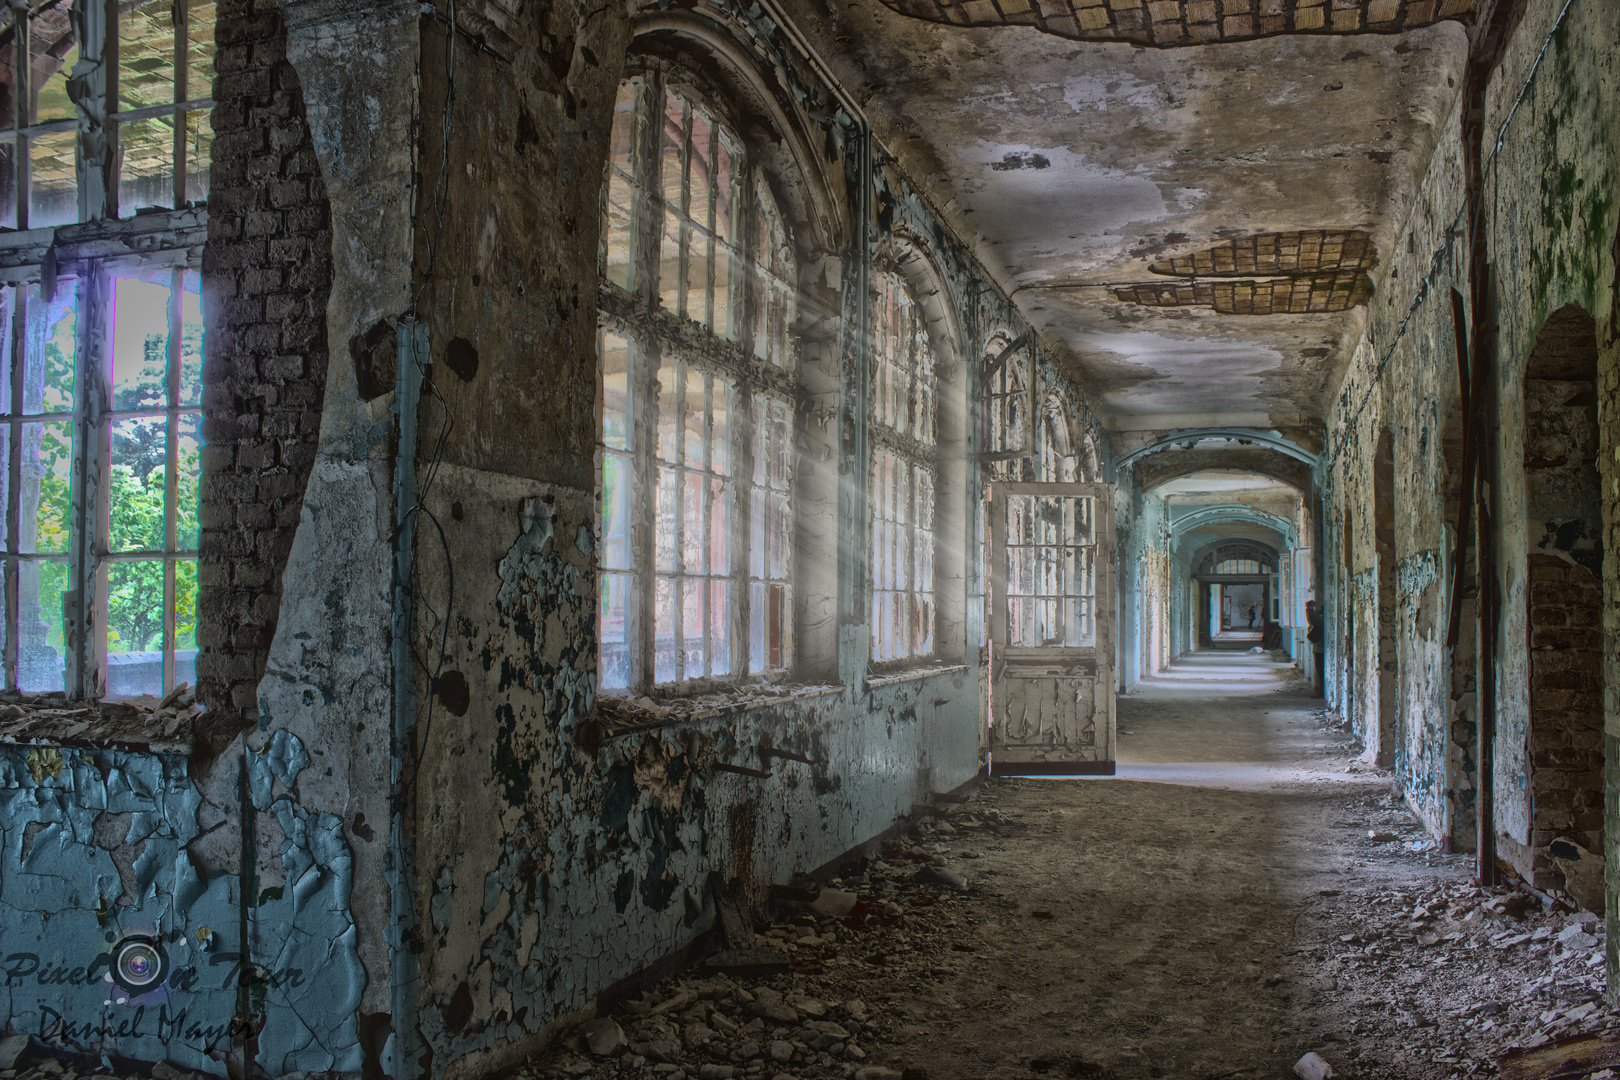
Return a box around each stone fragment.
[1549,837,1607,913]
[788,996,827,1018]
[1367,830,1397,842]
[585,1017,628,1056]
[1293,1051,1334,1080]
[0,1035,28,1071]
[751,990,799,1024]
[737,1042,761,1060]
[700,1067,735,1079]
[811,888,859,917]
[642,1038,682,1063]
[684,1021,716,1047]
[770,1040,794,1062]
[855,1069,903,1080]
[913,865,967,889]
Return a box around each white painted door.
[987,482,1116,775]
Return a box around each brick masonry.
[877,0,1476,46]
[1527,553,1605,883]
[196,0,334,718]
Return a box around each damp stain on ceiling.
[788,0,1472,431]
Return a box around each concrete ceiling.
[793,3,1473,433]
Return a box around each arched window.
[598,68,799,691]
[983,333,1029,482]
[1038,396,1078,483]
[870,266,936,663]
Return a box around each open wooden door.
[987,482,1116,775]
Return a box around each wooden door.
[987,482,1116,775]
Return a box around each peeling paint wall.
[1320,0,1618,883]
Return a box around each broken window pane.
[30,3,77,123]
[29,128,76,227]
[110,271,173,409]
[601,451,632,572]
[653,574,676,683]
[120,0,178,110]
[120,115,177,214]
[182,109,210,204]
[24,282,76,414]
[184,0,216,100]
[176,412,200,551]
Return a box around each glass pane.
[106,559,165,694]
[709,377,729,476]
[599,571,631,690]
[30,5,78,123]
[176,412,200,550]
[179,269,203,405]
[182,109,210,205]
[18,558,67,693]
[683,369,705,470]
[29,129,77,227]
[110,271,174,409]
[680,471,703,575]
[656,355,678,463]
[0,428,9,552]
[0,146,17,230]
[654,466,675,573]
[749,580,765,673]
[600,451,632,571]
[708,579,729,677]
[603,168,634,290]
[601,331,631,451]
[184,0,217,102]
[110,417,165,552]
[175,557,198,668]
[681,577,702,677]
[22,421,71,554]
[0,287,13,415]
[119,115,177,214]
[120,0,178,110]
[653,575,675,683]
[708,476,728,575]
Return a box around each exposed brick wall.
[1527,553,1605,883]
[197,0,333,718]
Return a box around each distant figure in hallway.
[1247,604,1257,629]
[1306,600,1324,697]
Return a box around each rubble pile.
[526,802,1022,1080]
[0,684,202,751]
[1297,861,1618,1076]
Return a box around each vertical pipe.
[389,317,424,1080]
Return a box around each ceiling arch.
[1113,428,1319,473]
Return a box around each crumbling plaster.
[1319,0,1617,887]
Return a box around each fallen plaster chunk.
[584,1017,627,1056]
[1294,1050,1334,1080]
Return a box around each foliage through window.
[598,68,799,693]
[869,267,936,663]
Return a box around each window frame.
[0,0,213,701]
[867,263,939,668]
[597,61,802,696]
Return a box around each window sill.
[0,691,203,757]
[866,663,970,690]
[586,683,845,741]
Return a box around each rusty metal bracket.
[760,742,816,767]
[712,761,773,779]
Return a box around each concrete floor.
[526,651,1609,1080]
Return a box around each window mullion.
[6,290,25,688]
[14,4,30,229]
[163,270,181,690]
[172,0,188,211]
[73,270,107,699]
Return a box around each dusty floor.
[524,652,1615,1080]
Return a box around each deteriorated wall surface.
[198,0,333,717]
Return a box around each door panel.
[988,482,1115,775]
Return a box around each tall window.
[869,267,936,663]
[0,2,211,699]
[598,68,799,693]
[983,333,1029,482]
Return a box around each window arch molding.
[981,327,1033,481]
[628,10,849,256]
[868,227,967,667]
